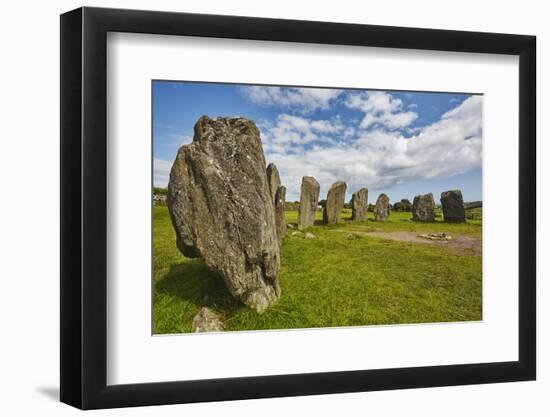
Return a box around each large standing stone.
[167,116,281,313]
[298,176,320,230]
[274,185,287,247]
[351,188,369,221]
[440,190,466,223]
[266,163,281,204]
[374,193,390,221]
[412,193,435,222]
[323,181,347,225]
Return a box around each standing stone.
[412,193,435,222]
[374,193,390,221]
[440,190,466,223]
[266,163,281,204]
[167,116,281,313]
[323,181,347,225]
[351,188,369,221]
[274,185,287,247]
[298,176,320,230]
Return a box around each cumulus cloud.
[153,90,482,202]
[154,158,173,188]
[345,91,418,130]
[260,113,345,154]
[242,86,342,114]
[264,96,482,200]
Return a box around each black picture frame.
[60,6,536,410]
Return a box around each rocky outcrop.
[412,193,435,222]
[323,181,347,224]
[298,176,320,230]
[274,185,287,247]
[167,116,281,312]
[351,188,368,221]
[374,193,390,221]
[440,190,466,223]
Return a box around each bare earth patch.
[369,231,481,256]
[332,229,481,256]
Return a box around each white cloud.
[265,96,482,201]
[171,134,193,145]
[260,113,344,154]
[242,86,342,114]
[154,158,173,188]
[345,91,418,130]
[154,94,482,202]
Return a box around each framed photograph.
[60,6,536,409]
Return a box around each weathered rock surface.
[192,307,224,332]
[266,163,281,204]
[440,190,466,223]
[274,185,287,247]
[298,176,320,230]
[351,188,369,221]
[412,193,435,222]
[168,116,281,313]
[374,193,390,221]
[304,232,316,239]
[323,181,347,225]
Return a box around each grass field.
[153,206,482,334]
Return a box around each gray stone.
[291,231,305,237]
[298,176,320,230]
[287,223,296,229]
[351,188,369,221]
[266,163,281,204]
[304,232,316,239]
[374,193,390,221]
[440,190,466,223]
[192,307,225,332]
[323,181,347,225]
[418,232,452,241]
[274,185,287,247]
[168,116,281,313]
[412,193,435,222]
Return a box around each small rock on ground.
[304,232,316,239]
[192,307,225,332]
[418,232,452,241]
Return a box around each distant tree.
[367,203,375,212]
[319,199,327,209]
[464,201,482,209]
[392,198,412,212]
[153,187,168,195]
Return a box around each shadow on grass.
[155,259,243,314]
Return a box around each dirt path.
[337,230,482,256]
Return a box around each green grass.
[153,206,482,333]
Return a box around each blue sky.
[153,81,482,203]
